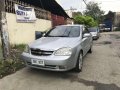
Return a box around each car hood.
[29,37,79,50]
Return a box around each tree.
[74,15,98,27]
[0,0,10,60]
[73,11,82,17]
[84,1,104,22]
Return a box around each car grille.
[31,48,54,56]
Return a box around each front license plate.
[31,59,44,66]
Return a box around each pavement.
[0,32,120,90]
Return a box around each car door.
[86,30,92,52]
[81,26,91,55]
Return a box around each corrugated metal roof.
[20,0,69,18]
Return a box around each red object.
[51,14,66,27]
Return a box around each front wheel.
[75,52,83,72]
[88,45,92,53]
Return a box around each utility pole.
[66,7,77,12]
[0,0,10,60]
[82,0,88,6]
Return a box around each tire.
[88,46,92,53]
[75,52,83,72]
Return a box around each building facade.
[114,12,120,27]
[0,0,69,44]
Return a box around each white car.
[88,27,100,40]
[21,25,93,72]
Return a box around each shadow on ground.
[110,34,120,39]
[26,68,120,90]
[70,77,120,90]
[94,41,112,46]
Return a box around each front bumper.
[92,36,99,40]
[21,52,75,71]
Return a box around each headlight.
[24,45,30,53]
[54,47,72,56]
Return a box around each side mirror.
[83,33,91,38]
[35,31,44,40]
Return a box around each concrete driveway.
[0,32,120,90]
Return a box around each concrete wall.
[114,12,120,27]
[51,14,66,27]
[6,13,52,44]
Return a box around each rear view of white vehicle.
[88,27,100,40]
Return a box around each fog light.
[59,66,66,69]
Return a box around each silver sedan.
[21,25,93,72]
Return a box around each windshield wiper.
[46,35,68,37]
[57,36,68,37]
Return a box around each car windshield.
[89,28,98,32]
[45,26,80,37]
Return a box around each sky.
[56,0,120,14]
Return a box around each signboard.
[15,4,36,23]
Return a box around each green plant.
[12,44,26,51]
[0,44,26,79]
[10,44,26,60]
[74,15,98,27]
[0,59,25,78]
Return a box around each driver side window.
[82,26,90,38]
[83,27,89,34]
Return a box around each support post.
[0,0,10,60]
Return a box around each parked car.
[88,27,100,40]
[99,24,105,32]
[21,25,93,72]
[104,28,111,32]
